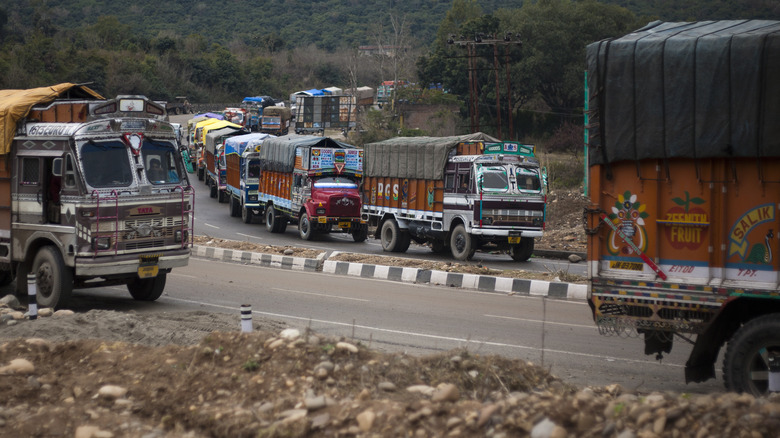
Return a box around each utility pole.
[448,32,522,139]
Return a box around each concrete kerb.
[191,246,588,301]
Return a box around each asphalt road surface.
[60,257,725,395]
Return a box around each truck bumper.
[470,229,543,238]
[74,248,190,277]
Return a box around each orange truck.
[585,20,780,395]
[361,133,546,261]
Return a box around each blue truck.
[240,96,275,132]
[224,133,274,223]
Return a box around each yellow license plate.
[138,265,159,279]
[339,221,351,229]
[318,217,327,223]
[508,236,521,244]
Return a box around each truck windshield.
[514,166,542,193]
[247,160,261,179]
[313,176,357,189]
[80,140,133,188]
[477,165,509,192]
[142,140,183,185]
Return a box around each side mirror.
[52,158,63,177]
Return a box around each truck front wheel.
[298,212,314,240]
[723,314,780,395]
[32,246,73,309]
[241,204,254,224]
[229,196,240,217]
[380,219,410,252]
[450,225,475,261]
[352,225,368,243]
[127,273,167,301]
[266,207,287,233]
[509,238,534,262]
[209,180,217,198]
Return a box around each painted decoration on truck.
[658,191,709,250]
[606,191,649,257]
[729,203,775,265]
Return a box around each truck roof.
[260,135,358,173]
[363,132,499,180]
[0,83,104,155]
[224,133,273,156]
[587,20,780,166]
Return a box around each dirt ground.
[1,188,779,437]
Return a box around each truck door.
[17,155,47,225]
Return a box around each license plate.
[318,217,327,223]
[339,221,351,229]
[138,264,159,279]
[508,236,521,244]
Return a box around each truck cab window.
[477,165,509,192]
[64,155,77,188]
[21,157,39,185]
[142,140,183,185]
[80,141,133,188]
[247,160,260,179]
[515,167,541,192]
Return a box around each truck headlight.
[92,237,111,250]
[249,195,258,202]
[175,230,188,243]
[482,217,493,225]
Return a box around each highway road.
[61,257,725,395]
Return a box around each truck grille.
[94,217,184,241]
[329,195,360,217]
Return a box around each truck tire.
[241,204,254,224]
[352,225,368,243]
[198,167,204,181]
[217,189,227,203]
[32,246,73,309]
[209,180,217,198]
[723,314,780,395]
[229,196,240,217]
[509,238,534,262]
[450,224,476,261]
[298,212,314,240]
[266,207,287,233]
[127,273,167,301]
[380,219,410,253]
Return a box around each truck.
[361,134,546,261]
[204,124,248,203]
[191,117,222,181]
[223,107,249,128]
[294,95,356,135]
[584,20,780,395]
[165,96,193,115]
[241,96,275,132]
[224,133,273,223]
[0,84,193,308]
[260,106,292,136]
[258,135,367,241]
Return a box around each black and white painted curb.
[192,246,587,300]
[192,245,324,272]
